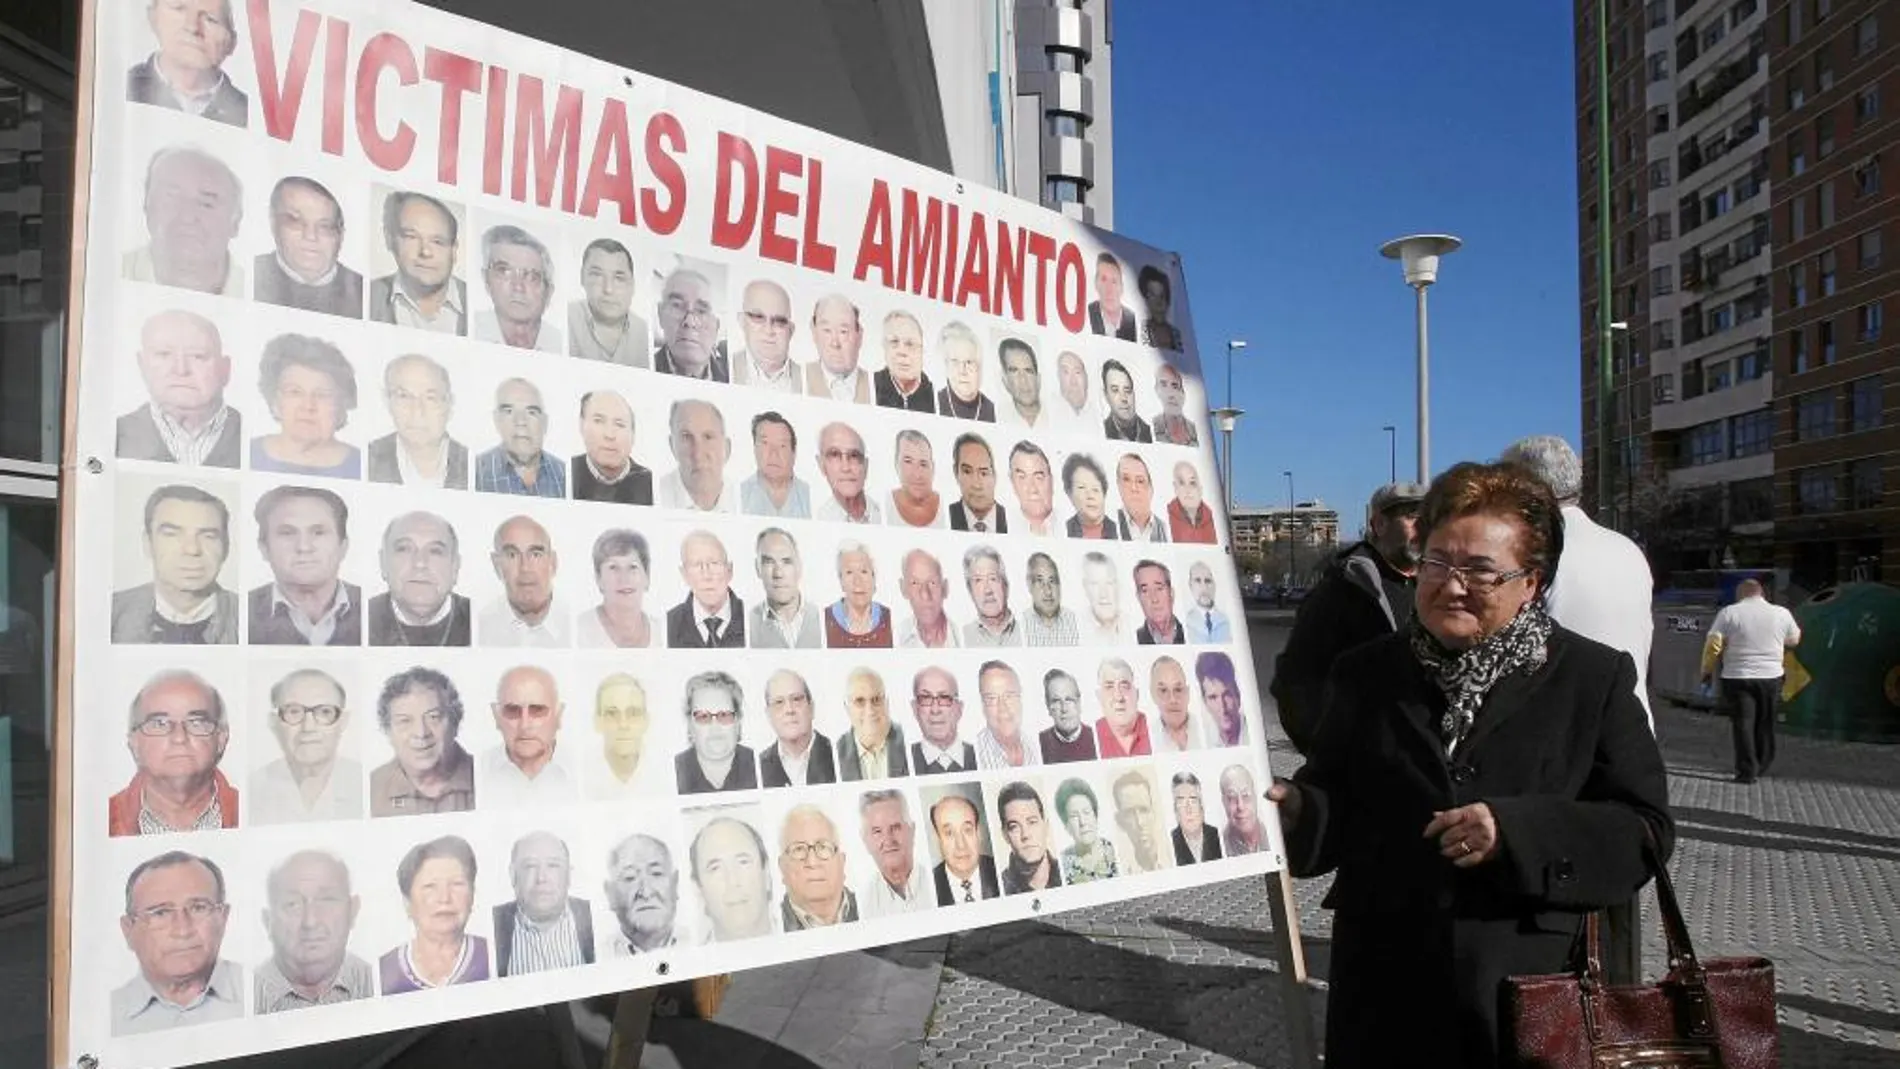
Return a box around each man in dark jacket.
[1269,482,1422,753]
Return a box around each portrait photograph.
[367,184,472,338]
[572,659,681,802]
[104,839,253,1035]
[359,651,486,819]
[250,163,371,320]
[110,288,247,470]
[590,813,694,956]
[101,650,250,838]
[126,0,256,128]
[569,236,651,368]
[990,328,1050,433]
[119,130,252,300]
[757,789,879,933]
[356,826,498,995]
[680,803,780,944]
[240,478,364,648]
[989,776,1064,896]
[650,255,731,383]
[248,835,381,1013]
[466,209,567,355]
[243,653,368,826]
[111,472,243,646]
[917,781,999,906]
[475,820,600,977]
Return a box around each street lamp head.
[1382,424,1396,433]
[1227,339,1248,352]
[1380,233,1463,288]
[1609,320,1630,332]
[1210,406,1244,433]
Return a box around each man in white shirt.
[910,666,976,773]
[731,279,804,391]
[251,668,364,823]
[815,422,882,523]
[857,790,933,917]
[1149,656,1201,754]
[897,549,963,649]
[481,666,575,806]
[1703,579,1801,784]
[659,399,738,512]
[974,661,1039,770]
[472,225,564,353]
[1502,436,1655,726]
[1114,454,1169,542]
[124,146,246,296]
[480,515,568,646]
[1183,562,1233,645]
[740,412,811,518]
[1009,442,1060,536]
[998,338,1048,428]
[1054,350,1092,431]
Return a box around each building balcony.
[1651,360,1772,432]
[1041,133,1094,184]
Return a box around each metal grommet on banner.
[656,961,670,976]
[78,1056,99,1069]
[85,456,102,474]
[1031,898,1043,913]
[622,75,633,87]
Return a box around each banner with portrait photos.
[58,0,1289,1064]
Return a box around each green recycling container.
[1780,582,1900,743]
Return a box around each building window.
[1789,263,1807,306]
[1855,156,1882,198]
[1707,358,1735,392]
[1817,112,1835,158]
[1648,0,1668,27]
[1791,193,1807,239]
[1855,14,1879,56]
[1651,265,1674,296]
[1684,420,1726,466]
[1789,327,1810,373]
[1045,177,1085,205]
[1815,0,1832,21]
[1858,301,1885,341]
[1047,48,1083,74]
[1648,52,1670,82]
[1850,376,1884,431]
[1788,134,1807,175]
[1861,229,1885,270]
[1730,0,1757,23]
[1815,46,1834,91]
[1738,344,1768,381]
[1850,458,1885,510]
[1653,372,1677,403]
[1707,303,1736,335]
[1729,409,1774,457]
[1653,320,1677,350]
[1820,248,1837,296]
[1046,112,1083,137]
[1789,1,1802,43]
[1787,76,1807,111]
[1648,159,1671,189]
[1683,357,1706,398]
[1857,85,1881,123]
[1651,105,1672,134]
[1797,389,1837,440]
[1796,466,1839,514]
[1820,318,1838,363]
[1650,213,1674,242]
[1729,477,1774,524]
[1820,179,1837,225]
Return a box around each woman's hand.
[1265,779,1303,830]
[1423,802,1500,868]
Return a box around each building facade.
[1575,0,1894,588]
[1229,503,1342,556]
[1013,0,1114,227]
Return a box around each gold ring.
[1459,841,1472,856]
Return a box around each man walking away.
[1702,579,1800,784]
[1269,482,1421,754]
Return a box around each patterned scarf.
[1409,601,1554,755]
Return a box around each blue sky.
[1111,1,1583,529]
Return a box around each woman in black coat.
[1269,461,1672,1068]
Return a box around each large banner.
[58,0,1286,1065]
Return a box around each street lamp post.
[1212,407,1244,524]
[1217,340,1247,495]
[1380,234,1462,484]
[1224,339,1248,410]
[1382,424,1397,484]
[1607,320,1629,530]
[1283,469,1296,588]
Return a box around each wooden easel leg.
[1264,868,1320,1068]
[603,987,661,1069]
[546,1000,591,1069]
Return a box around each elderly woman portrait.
[250,334,361,478]
[576,528,658,648]
[1137,265,1183,351]
[379,835,491,994]
[997,781,1063,894]
[1054,777,1119,884]
[369,667,476,817]
[1062,453,1119,540]
[1268,461,1671,1068]
[888,430,948,529]
[825,540,894,649]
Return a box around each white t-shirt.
[1708,596,1801,680]
[1546,506,1655,724]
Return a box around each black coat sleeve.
[1482,652,1674,910]
[1272,575,1380,752]
[1282,643,1375,878]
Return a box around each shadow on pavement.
[644,1016,828,1069]
[1673,806,1900,854]
[1781,993,1900,1036]
[1779,1024,1900,1067]
[1148,915,1333,982]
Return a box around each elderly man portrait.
[1149,362,1198,446]
[577,529,658,648]
[929,791,999,904]
[1168,461,1218,544]
[124,145,245,295]
[1088,252,1138,340]
[1133,559,1187,645]
[127,0,247,125]
[826,541,895,648]
[691,814,777,941]
[896,548,962,649]
[889,429,948,529]
[590,673,668,799]
[1055,350,1092,429]
[1115,454,1169,542]
[758,669,835,788]
[1009,441,1058,537]
[1196,651,1249,748]
[255,176,364,317]
[1184,561,1233,644]
[369,666,476,816]
[603,833,680,954]
[248,485,360,646]
[1020,552,1079,647]
[749,528,822,649]
[963,544,1022,647]
[493,831,594,976]
[675,670,759,793]
[109,669,238,836]
[1150,656,1202,754]
[1081,550,1128,643]
[1038,668,1097,764]
[975,661,1039,770]
[730,279,802,391]
[113,483,238,644]
[836,666,910,781]
[1096,657,1153,758]
[248,332,360,478]
[370,190,467,334]
[998,782,1062,894]
[858,790,932,916]
[366,354,469,489]
[910,665,975,774]
[653,265,729,381]
[571,390,653,505]
[660,398,737,513]
[778,805,861,930]
[1112,770,1171,874]
[806,293,872,401]
[998,337,1048,429]
[874,309,934,412]
[113,851,243,1034]
[380,835,490,993]
[568,238,649,366]
[815,421,882,523]
[666,529,747,648]
[1170,772,1222,865]
[250,668,363,824]
[1219,764,1264,856]
[255,851,374,1012]
[482,665,576,807]
[472,224,563,353]
[949,433,1007,533]
[475,377,566,497]
[368,511,470,647]
[118,309,242,467]
[480,514,568,646]
[1101,359,1154,442]
[740,411,811,519]
[936,321,996,421]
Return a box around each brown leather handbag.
[1505,842,1779,1068]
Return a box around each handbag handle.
[1578,825,1719,1045]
